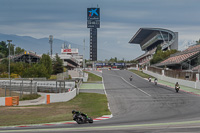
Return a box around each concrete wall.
[143,70,200,89]
[46,88,77,104]
[0,97,5,106]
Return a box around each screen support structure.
[87,7,100,62]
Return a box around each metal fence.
[57,72,69,80]
[0,79,75,97]
[37,80,74,93]
[0,80,37,98]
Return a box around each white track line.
[103,73,151,97]
[121,77,151,97]
[102,73,112,113]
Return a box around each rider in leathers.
[72,110,88,120]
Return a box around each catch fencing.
[0,80,37,98]
[37,80,75,93]
[0,79,75,98]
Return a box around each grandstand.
[129,28,178,66]
[12,51,40,63]
[155,44,200,70]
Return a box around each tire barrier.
[0,96,19,106]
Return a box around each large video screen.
[87,8,100,20]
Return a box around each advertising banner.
[61,49,78,54]
[87,8,100,20]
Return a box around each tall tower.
[87,7,100,61]
[49,35,53,57]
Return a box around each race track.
[2,70,200,133]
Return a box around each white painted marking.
[103,72,151,97]
[102,73,112,113]
[121,77,151,97]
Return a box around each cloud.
[1,0,200,60]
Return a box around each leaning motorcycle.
[73,114,93,124]
[175,86,180,93]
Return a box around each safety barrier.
[46,95,50,104]
[45,88,77,104]
[12,96,19,106]
[143,70,200,89]
[0,96,19,106]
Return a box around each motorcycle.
[175,86,180,93]
[154,79,157,85]
[148,77,151,82]
[130,77,132,81]
[73,114,93,124]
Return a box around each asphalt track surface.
[2,70,200,133]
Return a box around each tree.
[15,47,25,55]
[155,45,162,53]
[0,58,9,72]
[22,64,49,78]
[108,57,119,63]
[0,64,7,73]
[40,54,52,78]
[53,54,63,74]
[0,53,4,58]
[0,41,8,58]
[150,48,178,65]
[11,62,28,76]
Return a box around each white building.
[56,44,83,69]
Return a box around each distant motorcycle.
[175,86,180,93]
[154,78,158,85]
[73,114,93,124]
[130,76,133,81]
[148,77,151,82]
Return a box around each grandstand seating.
[155,44,200,70]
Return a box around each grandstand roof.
[12,52,41,63]
[155,44,200,67]
[129,28,175,44]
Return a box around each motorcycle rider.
[154,78,158,85]
[175,82,180,89]
[148,77,151,82]
[130,75,133,81]
[72,110,88,120]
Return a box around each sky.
[1,0,200,60]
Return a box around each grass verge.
[19,94,41,101]
[129,69,154,79]
[0,93,111,126]
[84,71,102,82]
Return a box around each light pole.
[7,40,12,79]
[83,38,85,69]
[7,40,12,96]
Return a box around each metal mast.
[49,35,53,57]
